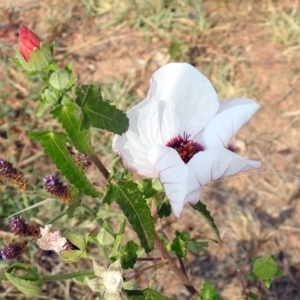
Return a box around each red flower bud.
[18,25,41,61]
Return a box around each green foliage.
[125,288,172,299]
[5,263,42,297]
[60,233,89,263]
[249,255,283,288]
[28,131,99,197]
[247,291,260,300]
[120,240,138,269]
[51,103,91,153]
[75,84,129,134]
[199,282,220,300]
[97,221,115,246]
[139,179,157,199]
[171,236,186,258]
[170,231,209,257]
[187,240,209,254]
[157,201,172,218]
[103,181,155,253]
[192,202,220,243]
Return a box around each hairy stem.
[88,149,110,180]
[154,232,198,298]
[124,261,167,281]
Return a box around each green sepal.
[60,233,89,263]
[249,255,283,288]
[97,221,115,246]
[14,43,52,72]
[49,70,70,90]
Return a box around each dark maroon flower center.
[166,132,204,164]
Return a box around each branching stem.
[154,232,198,299]
[123,261,167,281]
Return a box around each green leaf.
[51,103,91,153]
[171,236,186,258]
[75,84,129,134]
[199,282,220,300]
[192,202,220,243]
[175,230,190,241]
[247,291,260,300]
[121,240,138,269]
[157,201,172,218]
[28,131,99,197]
[187,240,209,254]
[140,179,157,199]
[103,181,155,253]
[125,288,172,299]
[5,263,42,297]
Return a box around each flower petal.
[188,148,261,186]
[203,98,260,148]
[183,188,202,206]
[148,63,219,138]
[113,99,165,177]
[149,145,188,217]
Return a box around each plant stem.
[137,256,163,262]
[42,270,95,282]
[154,232,198,299]
[88,149,110,180]
[176,254,188,277]
[237,270,248,300]
[123,261,167,281]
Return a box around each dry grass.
[1,0,300,299]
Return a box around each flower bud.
[0,241,27,260]
[18,25,41,61]
[9,216,40,238]
[0,158,26,192]
[43,175,71,205]
[14,25,52,72]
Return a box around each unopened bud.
[0,241,27,260]
[9,216,40,238]
[43,175,71,205]
[19,25,41,61]
[0,158,26,192]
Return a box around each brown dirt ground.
[1,0,300,299]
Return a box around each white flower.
[87,260,123,300]
[113,63,261,217]
[37,224,68,253]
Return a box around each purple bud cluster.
[0,158,26,192]
[0,159,13,176]
[43,175,71,205]
[9,216,39,237]
[0,241,27,260]
[67,148,92,170]
[75,153,92,170]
